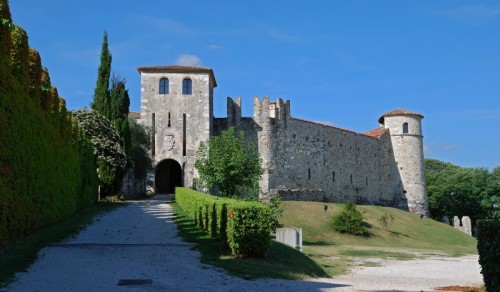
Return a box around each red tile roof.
[128,111,140,120]
[137,65,217,87]
[378,109,423,124]
[364,126,387,138]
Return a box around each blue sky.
[9,0,500,169]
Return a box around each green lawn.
[280,201,478,275]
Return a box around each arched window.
[403,122,409,134]
[182,78,192,95]
[159,78,169,94]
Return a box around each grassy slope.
[280,201,477,275]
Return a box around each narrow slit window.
[182,78,192,95]
[182,113,187,156]
[350,174,353,184]
[333,171,336,182]
[168,112,171,127]
[308,168,311,180]
[151,113,156,156]
[403,122,409,134]
[159,78,169,94]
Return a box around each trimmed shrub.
[226,201,273,257]
[175,187,274,257]
[477,219,500,291]
[332,201,367,236]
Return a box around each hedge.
[477,220,500,291]
[175,187,273,257]
[0,1,98,248]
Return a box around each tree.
[483,166,500,219]
[332,202,367,236]
[73,109,126,196]
[110,75,130,159]
[425,158,497,222]
[91,31,111,119]
[195,127,263,198]
[128,117,153,180]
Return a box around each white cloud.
[207,44,223,50]
[133,15,196,35]
[267,28,300,43]
[424,141,460,156]
[175,54,202,66]
[437,5,500,26]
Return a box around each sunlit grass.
[280,201,478,275]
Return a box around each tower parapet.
[379,109,428,216]
[226,96,241,128]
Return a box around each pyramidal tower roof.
[378,109,423,124]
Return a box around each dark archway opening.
[155,159,183,194]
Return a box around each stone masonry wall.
[220,97,407,208]
[139,71,214,187]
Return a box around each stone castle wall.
[219,96,410,208]
[137,66,428,215]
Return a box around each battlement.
[226,96,291,123]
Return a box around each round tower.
[379,109,429,216]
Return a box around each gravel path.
[4,195,483,291]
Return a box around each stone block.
[276,228,302,252]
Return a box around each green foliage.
[0,4,98,248]
[28,48,42,102]
[172,203,329,280]
[195,127,263,197]
[226,202,274,257]
[73,110,126,196]
[476,220,500,291]
[332,202,367,236]
[378,212,395,232]
[175,187,276,257]
[128,117,153,180]
[262,194,285,232]
[91,31,112,119]
[110,75,130,159]
[425,159,500,221]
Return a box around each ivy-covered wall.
[0,0,98,247]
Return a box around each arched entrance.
[155,159,183,194]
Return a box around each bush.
[332,202,367,236]
[175,187,275,257]
[378,212,395,232]
[477,219,500,291]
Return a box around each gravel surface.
[4,195,483,291]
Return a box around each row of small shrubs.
[477,220,500,291]
[175,187,276,257]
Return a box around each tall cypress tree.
[91,31,111,119]
[110,75,131,161]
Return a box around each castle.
[137,65,429,216]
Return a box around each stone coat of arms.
[164,134,175,151]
